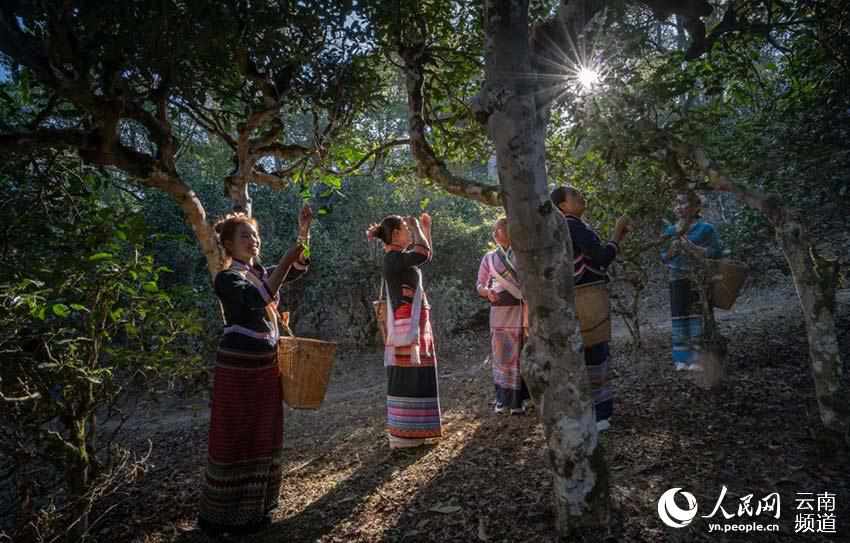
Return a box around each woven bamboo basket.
[373,299,388,344]
[575,283,611,347]
[709,259,749,310]
[278,336,337,409]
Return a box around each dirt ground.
[91,287,850,543]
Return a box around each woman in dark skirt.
[367,213,442,449]
[198,205,312,536]
[551,186,629,432]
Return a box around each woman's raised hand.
[282,242,306,269]
[613,216,630,243]
[420,212,432,230]
[365,222,379,241]
[298,204,313,235]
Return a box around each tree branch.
[325,138,410,177]
[666,141,787,226]
[141,172,222,277]
[250,168,294,190]
[173,101,237,149]
[0,129,162,184]
[0,128,90,154]
[29,94,61,129]
[1,128,219,275]
[228,103,283,209]
[0,391,42,402]
[637,0,713,58]
[253,142,313,161]
[398,43,501,207]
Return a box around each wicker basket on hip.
[575,283,611,348]
[709,259,749,310]
[277,312,337,409]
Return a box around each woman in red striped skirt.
[367,213,442,449]
[198,205,312,536]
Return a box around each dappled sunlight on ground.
[109,290,849,542]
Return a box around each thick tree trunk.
[226,179,253,217]
[678,145,849,444]
[484,1,609,538]
[777,221,847,445]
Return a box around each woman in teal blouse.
[661,193,723,371]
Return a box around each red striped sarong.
[199,348,283,531]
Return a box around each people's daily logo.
[657,486,835,535]
[658,487,699,528]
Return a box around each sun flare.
[577,67,599,90]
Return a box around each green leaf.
[52,304,71,318]
[20,278,45,288]
[89,252,113,262]
[300,240,312,259]
[322,174,342,190]
[339,145,358,163]
[70,303,87,312]
[142,281,159,293]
